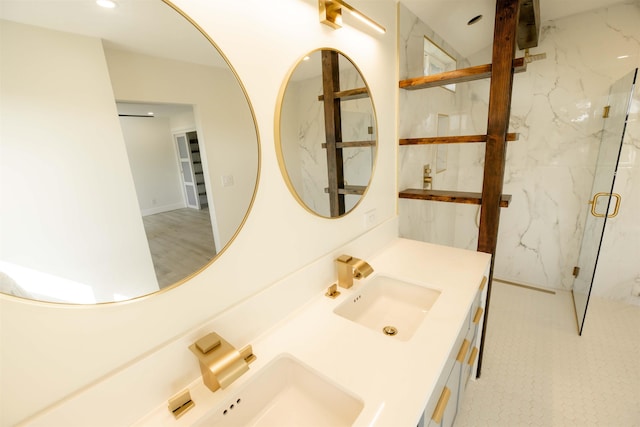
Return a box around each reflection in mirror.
[423,36,456,92]
[0,0,259,303]
[277,49,376,218]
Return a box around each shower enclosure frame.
[571,68,638,335]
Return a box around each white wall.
[119,116,186,216]
[169,110,197,132]
[105,48,257,250]
[0,20,158,304]
[0,0,398,425]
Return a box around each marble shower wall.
[399,2,640,300]
[398,4,487,247]
[591,74,640,305]
[490,3,640,292]
[280,64,375,217]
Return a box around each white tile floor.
[455,282,640,427]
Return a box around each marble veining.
[280,66,374,217]
[591,75,640,305]
[493,4,640,292]
[399,2,640,302]
[398,4,484,250]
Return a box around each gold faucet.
[189,332,256,393]
[336,254,374,289]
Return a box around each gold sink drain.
[382,326,398,336]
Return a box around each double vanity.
[135,238,490,427]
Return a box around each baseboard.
[141,203,186,216]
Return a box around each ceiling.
[1,0,632,73]
[0,0,229,117]
[116,102,194,118]
[0,0,224,68]
[399,0,632,58]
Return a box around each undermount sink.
[193,354,364,427]
[333,275,441,341]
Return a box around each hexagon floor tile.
[455,282,640,427]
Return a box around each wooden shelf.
[400,133,519,146]
[399,57,526,91]
[322,140,376,149]
[399,189,512,207]
[318,87,369,101]
[324,185,367,195]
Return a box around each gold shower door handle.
[588,192,621,218]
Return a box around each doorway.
[117,102,217,287]
[174,130,209,210]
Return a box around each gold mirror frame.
[275,48,378,218]
[0,0,260,305]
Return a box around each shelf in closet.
[399,133,519,145]
[399,57,527,91]
[399,189,512,208]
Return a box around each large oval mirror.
[276,49,377,218]
[0,0,259,303]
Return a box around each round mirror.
[0,0,259,303]
[276,49,377,218]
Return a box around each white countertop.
[136,238,491,427]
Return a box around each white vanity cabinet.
[421,275,488,427]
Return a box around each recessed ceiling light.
[96,0,118,9]
[303,56,310,61]
[467,15,483,25]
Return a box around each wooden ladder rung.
[324,185,367,195]
[318,87,369,101]
[399,57,526,90]
[399,133,519,145]
[322,140,376,148]
[399,189,512,208]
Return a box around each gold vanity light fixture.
[319,0,386,34]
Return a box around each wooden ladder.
[398,0,540,376]
[320,50,376,217]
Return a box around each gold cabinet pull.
[473,307,484,324]
[467,346,478,366]
[431,386,451,423]
[479,276,487,290]
[589,192,622,218]
[456,339,471,363]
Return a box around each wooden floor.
[142,207,216,288]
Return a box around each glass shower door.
[572,68,637,335]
